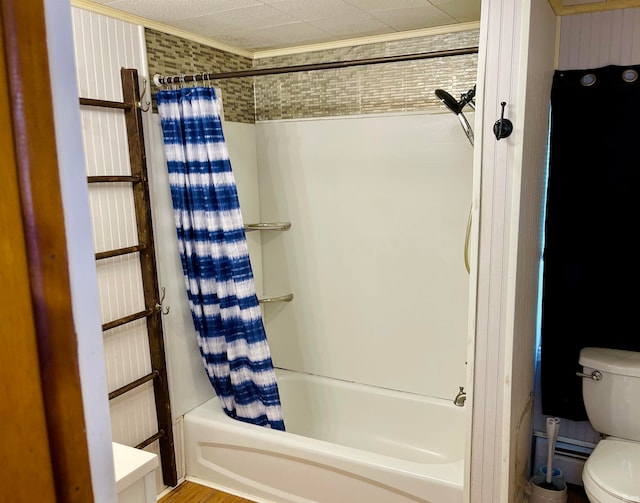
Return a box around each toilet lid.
[584,439,640,502]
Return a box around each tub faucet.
[453,387,466,407]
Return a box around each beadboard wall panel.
[71,6,169,491]
[80,108,130,176]
[87,185,138,252]
[95,256,145,325]
[103,321,152,393]
[558,7,640,69]
[72,8,147,102]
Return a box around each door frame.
[2,0,117,501]
[466,0,557,501]
[1,0,95,501]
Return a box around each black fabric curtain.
[541,64,640,421]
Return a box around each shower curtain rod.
[153,46,479,86]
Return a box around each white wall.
[46,2,116,501]
[558,7,640,70]
[467,0,558,500]
[71,6,169,493]
[256,112,473,400]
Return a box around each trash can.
[526,474,567,503]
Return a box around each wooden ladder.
[80,67,177,487]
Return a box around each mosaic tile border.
[145,28,479,123]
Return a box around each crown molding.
[547,0,640,16]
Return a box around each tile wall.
[145,28,479,123]
[254,30,479,120]
[145,29,255,123]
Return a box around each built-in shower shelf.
[258,293,294,304]
[245,222,291,232]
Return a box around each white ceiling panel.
[265,0,366,21]
[102,0,262,22]
[85,0,483,52]
[308,14,392,38]
[430,0,482,22]
[197,4,299,31]
[371,5,457,30]
[345,0,433,9]
[84,0,640,52]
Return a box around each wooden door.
[0,22,58,503]
[0,1,94,501]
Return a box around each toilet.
[579,347,640,503]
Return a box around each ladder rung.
[135,430,165,450]
[87,175,141,184]
[108,370,159,401]
[96,244,146,260]
[102,308,153,332]
[80,97,131,109]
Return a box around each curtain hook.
[136,77,151,112]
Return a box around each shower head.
[435,86,476,147]
[435,86,476,114]
[435,89,463,114]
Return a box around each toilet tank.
[579,347,640,441]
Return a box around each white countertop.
[112,442,159,493]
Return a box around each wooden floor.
[161,480,590,503]
[567,483,590,503]
[159,482,257,503]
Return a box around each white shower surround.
[148,112,474,492]
[256,111,473,399]
[184,369,464,503]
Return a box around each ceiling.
[82,0,640,54]
[85,0,482,53]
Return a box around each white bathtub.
[184,369,465,503]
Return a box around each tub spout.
[453,387,466,407]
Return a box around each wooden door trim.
[0,12,58,503]
[1,1,94,501]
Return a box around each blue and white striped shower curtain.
[156,86,284,430]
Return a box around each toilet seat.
[583,438,640,502]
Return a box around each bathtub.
[184,369,465,503]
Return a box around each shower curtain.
[540,64,640,421]
[156,86,284,430]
